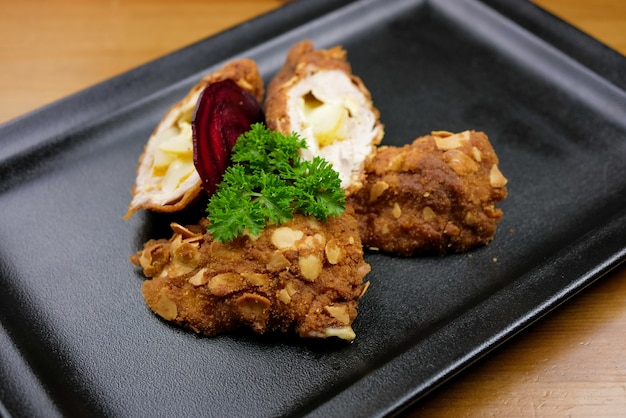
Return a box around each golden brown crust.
[132,211,371,340]
[266,40,350,99]
[124,58,264,219]
[347,131,508,256]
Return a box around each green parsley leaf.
[292,156,345,220]
[206,123,345,242]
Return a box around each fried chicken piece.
[131,211,371,341]
[347,130,508,256]
[265,40,384,190]
[125,59,264,219]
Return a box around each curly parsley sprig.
[206,123,345,242]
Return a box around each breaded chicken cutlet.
[131,211,371,341]
[347,130,508,256]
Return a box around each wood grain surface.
[1,1,624,416]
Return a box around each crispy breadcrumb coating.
[131,211,370,341]
[347,130,508,255]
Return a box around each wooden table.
[1,1,624,416]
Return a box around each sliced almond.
[271,227,304,250]
[277,288,291,304]
[471,146,482,162]
[444,222,460,237]
[431,130,454,137]
[434,130,470,150]
[386,153,405,171]
[170,222,203,240]
[464,211,478,226]
[208,272,244,296]
[299,254,322,282]
[171,241,201,275]
[172,241,200,265]
[323,326,356,341]
[443,149,479,175]
[423,206,437,222]
[284,281,298,297]
[490,164,508,188]
[369,180,389,202]
[297,235,325,251]
[153,289,178,321]
[357,264,371,279]
[324,239,344,264]
[188,268,209,286]
[266,251,291,272]
[324,305,351,325]
[236,293,271,322]
[392,202,402,219]
[359,281,370,299]
[240,272,269,287]
[138,242,170,277]
[306,217,322,230]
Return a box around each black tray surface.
[1,0,625,417]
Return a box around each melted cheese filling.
[288,70,379,188]
[149,109,196,197]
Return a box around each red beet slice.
[192,79,264,195]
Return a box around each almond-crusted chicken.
[347,130,508,255]
[131,211,371,341]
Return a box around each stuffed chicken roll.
[125,59,264,219]
[265,40,384,192]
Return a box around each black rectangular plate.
[1,0,625,417]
